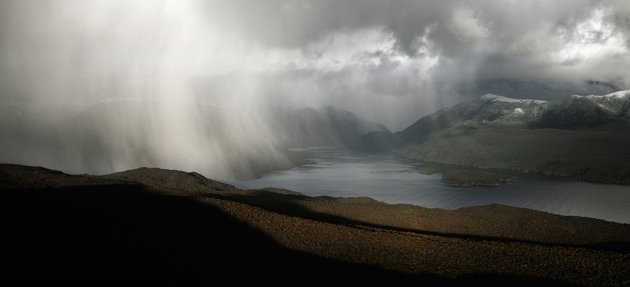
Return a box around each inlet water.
[233,148,630,224]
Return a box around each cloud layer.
[0,0,629,178]
[1,0,629,129]
[202,0,630,127]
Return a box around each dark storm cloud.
[2,0,628,109]
[190,0,630,129]
[205,0,629,93]
[204,0,444,54]
[0,0,629,177]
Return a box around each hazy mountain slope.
[73,102,387,178]
[0,101,385,179]
[271,106,390,149]
[72,101,299,179]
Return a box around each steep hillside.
[403,125,630,184]
[531,90,630,129]
[362,93,547,151]
[399,90,630,184]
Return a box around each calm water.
[233,148,630,224]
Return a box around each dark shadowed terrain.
[2,2,630,285]
[1,164,628,286]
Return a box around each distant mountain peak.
[480,93,547,105]
[572,90,630,99]
[458,78,622,101]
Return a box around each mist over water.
[0,1,313,178]
[1,0,630,180]
[0,1,440,178]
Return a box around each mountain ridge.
[366,90,630,184]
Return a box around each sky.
[1,0,629,129]
[0,0,629,177]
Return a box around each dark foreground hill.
[1,164,629,286]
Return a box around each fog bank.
[1,0,628,178]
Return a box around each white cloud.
[449,6,489,42]
[553,8,628,65]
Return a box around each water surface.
[233,148,630,224]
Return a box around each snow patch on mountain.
[568,90,630,115]
[480,94,547,105]
[573,90,630,99]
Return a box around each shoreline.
[402,126,630,185]
[1,163,629,286]
[231,151,630,224]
